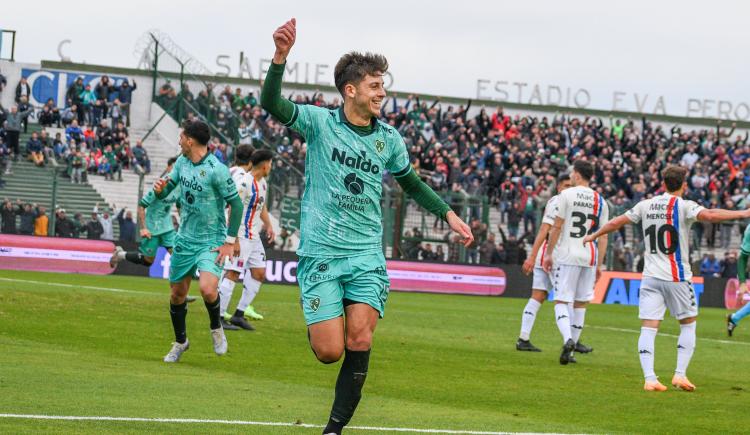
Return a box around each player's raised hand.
[154,177,170,194]
[273,18,297,63]
[446,211,473,247]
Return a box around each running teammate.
[727,224,750,336]
[153,120,244,363]
[585,165,750,391]
[517,173,572,352]
[262,18,473,435]
[543,160,608,365]
[218,147,275,331]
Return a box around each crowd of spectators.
[0,75,147,184]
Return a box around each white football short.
[532,267,553,292]
[224,239,267,272]
[639,277,698,320]
[552,264,596,303]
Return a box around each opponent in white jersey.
[516,173,572,352]
[543,160,609,365]
[585,165,750,392]
[218,147,276,330]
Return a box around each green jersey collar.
[336,106,379,137]
[190,150,211,166]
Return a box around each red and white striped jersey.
[233,169,267,242]
[534,195,560,269]
[553,186,609,267]
[625,193,704,282]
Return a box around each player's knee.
[346,332,373,352]
[251,269,265,282]
[313,345,344,364]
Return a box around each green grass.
[0,270,748,434]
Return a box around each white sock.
[571,307,586,344]
[218,278,236,316]
[116,250,126,260]
[675,322,696,376]
[554,303,572,343]
[519,299,542,341]
[638,327,658,381]
[237,274,261,312]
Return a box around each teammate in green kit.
[152,120,245,363]
[110,156,180,268]
[262,19,474,435]
[727,224,750,336]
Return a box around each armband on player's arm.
[225,195,244,240]
[394,167,451,221]
[261,62,296,125]
[739,252,749,284]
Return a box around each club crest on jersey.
[200,170,206,177]
[375,139,385,154]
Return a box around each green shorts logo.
[309,297,321,312]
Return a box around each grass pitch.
[0,270,748,434]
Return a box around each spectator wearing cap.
[54,209,76,238]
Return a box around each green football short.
[297,252,390,326]
[139,230,176,258]
[169,241,223,283]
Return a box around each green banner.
[279,196,301,232]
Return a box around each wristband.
[225,236,237,244]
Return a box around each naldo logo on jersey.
[331,148,380,174]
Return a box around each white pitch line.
[0,277,159,297]
[0,413,584,435]
[589,325,750,346]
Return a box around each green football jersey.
[165,153,239,246]
[741,224,750,255]
[288,105,411,258]
[139,187,180,236]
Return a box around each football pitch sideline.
[0,270,748,434]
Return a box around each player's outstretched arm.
[583,214,632,245]
[260,18,297,125]
[696,208,750,223]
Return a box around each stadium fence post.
[48,168,59,235]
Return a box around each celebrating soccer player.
[153,120,244,363]
[261,18,473,435]
[543,160,608,365]
[585,164,750,391]
[218,147,275,331]
[727,223,750,336]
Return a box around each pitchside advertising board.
[20,68,130,108]
[0,234,740,308]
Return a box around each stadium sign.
[476,79,750,121]
[589,271,704,306]
[0,234,115,275]
[20,68,129,109]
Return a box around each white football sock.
[638,327,658,381]
[675,322,696,376]
[571,307,586,344]
[519,298,542,341]
[237,274,262,312]
[218,278,236,316]
[554,303,573,343]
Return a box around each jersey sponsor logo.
[317,263,329,272]
[331,148,380,174]
[184,191,195,205]
[179,175,204,192]
[344,173,365,195]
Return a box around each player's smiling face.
[178,132,191,156]
[352,73,386,118]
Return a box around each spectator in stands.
[720,200,737,249]
[61,104,77,126]
[117,207,136,242]
[96,119,113,148]
[70,150,84,184]
[497,227,528,265]
[721,251,739,278]
[34,207,48,236]
[54,208,76,238]
[26,132,45,167]
[53,133,70,160]
[434,245,445,262]
[1,105,34,161]
[85,212,104,240]
[116,79,136,126]
[15,77,30,104]
[103,145,122,181]
[38,98,61,128]
[444,234,462,263]
[71,212,85,238]
[80,84,97,125]
[94,203,114,240]
[1,198,19,234]
[95,76,115,120]
[65,119,83,144]
[0,138,10,181]
[479,233,497,265]
[110,98,125,126]
[490,243,507,265]
[131,139,150,174]
[700,253,722,278]
[17,201,38,235]
[66,77,85,123]
[0,70,6,94]
[419,243,438,261]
